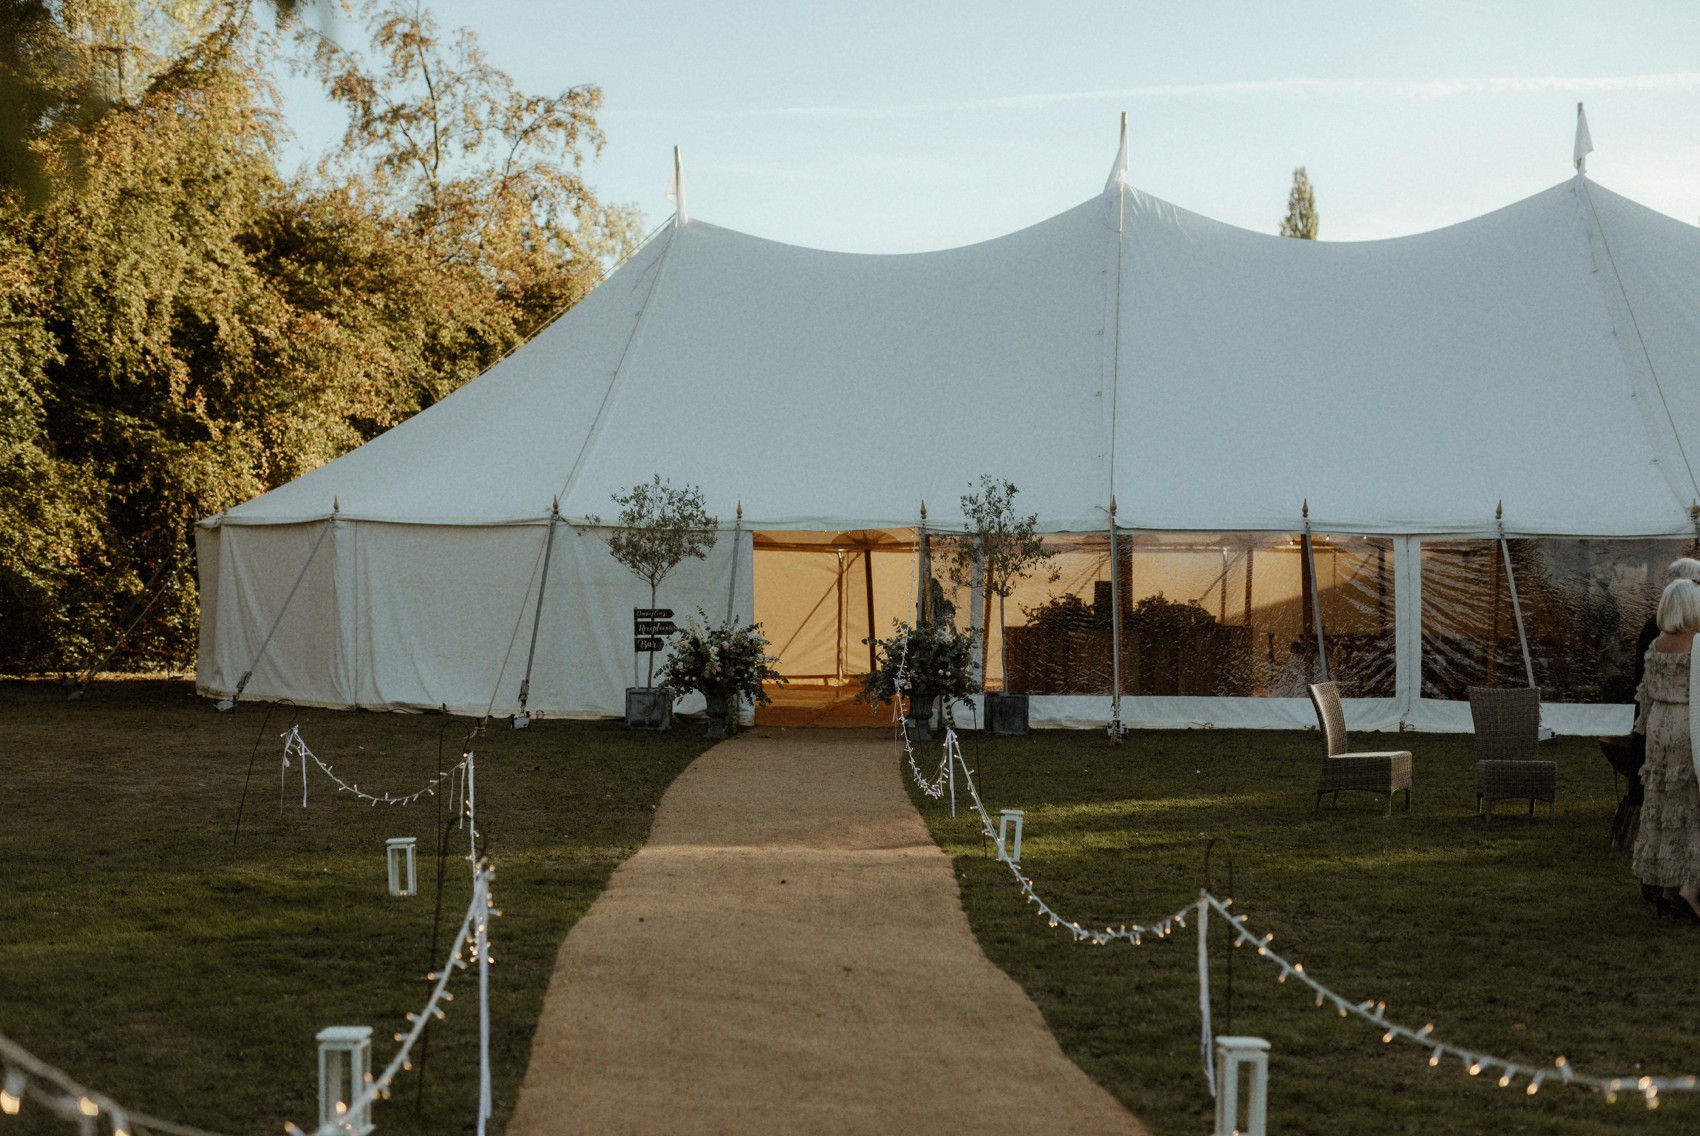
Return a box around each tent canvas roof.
[213,176,1700,539]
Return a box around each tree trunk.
[646,580,658,687]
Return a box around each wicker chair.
[1307,681,1413,816]
[1468,686,1556,820]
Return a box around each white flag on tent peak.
[1101,117,1129,227]
[1573,103,1593,173]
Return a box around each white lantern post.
[317,1026,374,1136]
[385,838,418,897]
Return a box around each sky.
[275,0,1700,254]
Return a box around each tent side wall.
[196,519,754,718]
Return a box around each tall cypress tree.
[1279,166,1319,239]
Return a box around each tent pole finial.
[1574,102,1593,174]
[1301,498,1308,521]
[667,145,687,224]
[919,500,927,522]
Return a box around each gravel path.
[505,728,1148,1135]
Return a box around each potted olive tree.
[595,476,717,729]
[944,476,1056,734]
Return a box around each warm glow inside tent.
[196,157,1700,734]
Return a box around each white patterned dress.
[1632,648,1700,888]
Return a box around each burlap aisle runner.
[506,729,1148,1136]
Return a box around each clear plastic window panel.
[927,532,1395,699]
[1419,538,1687,703]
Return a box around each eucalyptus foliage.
[657,609,785,709]
[860,620,981,709]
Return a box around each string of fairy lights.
[0,727,495,1136]
[0,1027,228,1136]
[285,866,496,1136]
[932,724,1700,1110]
[281,724,473,810]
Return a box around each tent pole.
[1497,504,1538,690]
[724,502,742,623]
[1244,543,1255,627]
[516,500,561,721]
[1109,497,1123,743]
[864,544,877,677]
[220,503,337,710]
[1302,501,1330,683]
[1107,114,1128,745]
[917,502,928,627]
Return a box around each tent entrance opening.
[751,530,916,726]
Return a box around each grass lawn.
[0,677,714,1136]
[913,725,1700,1136]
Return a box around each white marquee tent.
[196,139,1700,733]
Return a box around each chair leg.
[1476,793,1484,817]
[1332,791,1341,809]
[1384,792,1393,817]
[1528,798,1535,817]
[1314,790,1323,812]
[1403,788,1412,812]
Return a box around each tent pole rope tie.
[554,218,683,508]
[1580,178,1700,503]
[227,511,337,708]
[68,552,185,698]
[724,502,744,623]
[1496,505,1539,693]
[484,524,553,722]
[927,725,1700,1107]
[515,501,563,720]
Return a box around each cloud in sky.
[761,72,1700,119]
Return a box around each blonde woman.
[1633,577,1700,921]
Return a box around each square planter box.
[625,687,673,730]
[985,691,1030,736]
